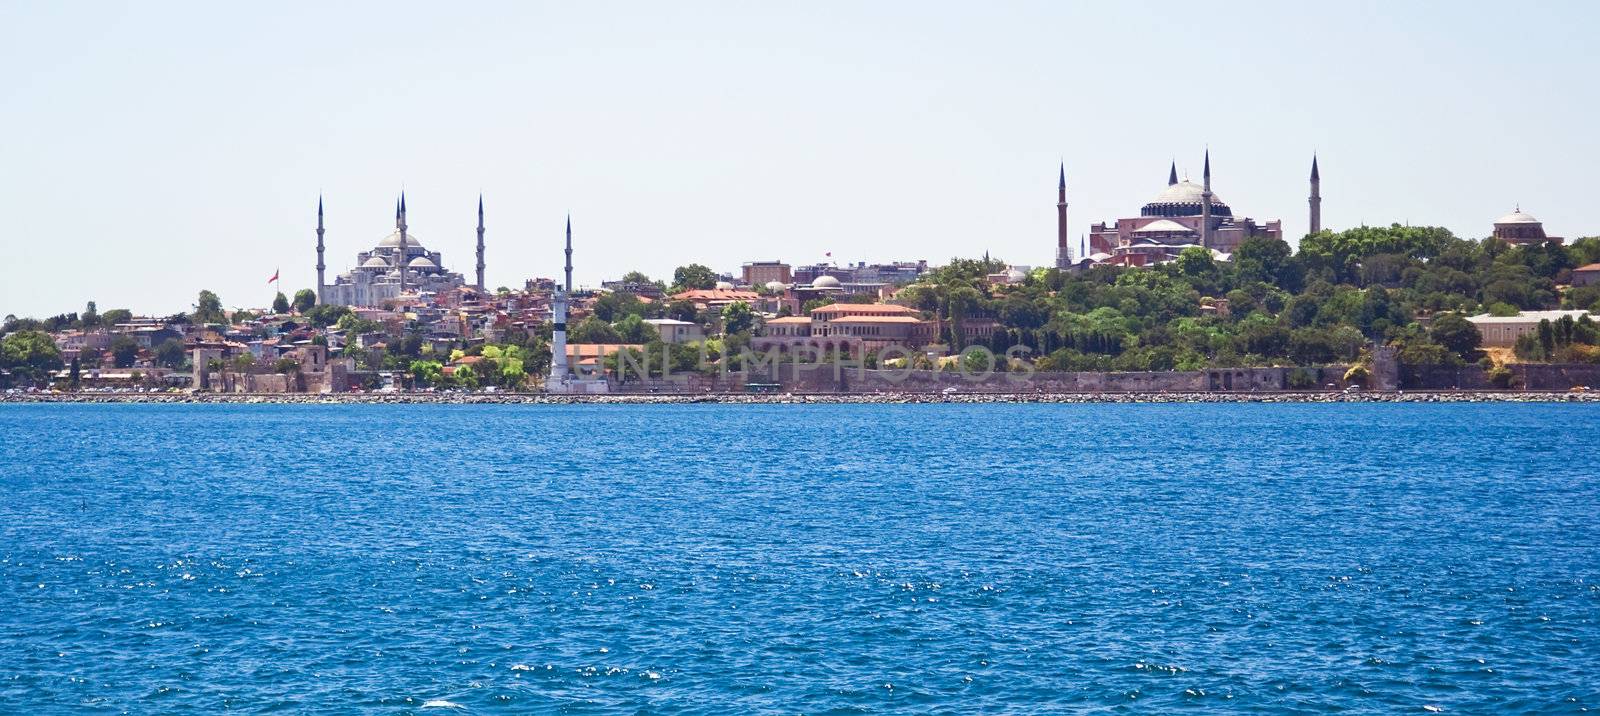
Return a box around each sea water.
[1,403,1597,712]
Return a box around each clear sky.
[3,1,1597,318]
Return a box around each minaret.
[549,216,572,392]
[397,192,409,294]
[315,196,326,305]
[475,194,486,290]
[1168,161,1178,186]
[1200,150,1213,250]
[564,214,573,292]
[1055,163,1070,268]
[1308,155,1322,236]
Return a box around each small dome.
[1495,209,1540,225]
[1005,268,1027,282]
[1134,219,1195,234]
[811,275,842,289]
[715,280,736,290]
[408,256,437,269]
[361,256,389,268]
[764,280,787,292]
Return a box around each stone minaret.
[475,194,486,290]
[1200,150,1213,250]
[1309,155,1322,236]
[315,196,326,305]
[397,193,409,294]
[549,216,573,391]
[1055,163,1070,268]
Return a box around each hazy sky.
[3,1,1597,318]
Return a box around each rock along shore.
[3,390,1598,405]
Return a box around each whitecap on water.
[421,699,464,709]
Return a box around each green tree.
[0,330,64,385]
[81,301,101,329]
[671,264,718,291]
[568,315,623,344]
[154,338,187,368]
[1428,313,1482,359]
[292,289,317,313]
[110,336,140,368]
[194,290,226,324]
[408,360,444,387]
[721,301,755,335]
[100,308,133,326]
[665,300,699,323]
[272,292,291,314]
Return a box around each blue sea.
[1,403,1597,713]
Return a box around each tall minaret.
[1168,161,1178,186]
[549,216,572,392]
[1308,155,1322,236]
[1200,150,1213,250]
[1055,162,1070,268]
[475,194,486,290]
[315,196,326,305]
[564,214,573,292]
[398,192,410,294]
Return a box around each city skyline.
[4,1,1598,317]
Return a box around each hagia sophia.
[1056,151,1293,269]
[1054,152,1564,270]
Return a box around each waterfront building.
[320,194,474,307]
[1491,207,1563,246]
[642,318,704,343]
[1466,309,1592,347]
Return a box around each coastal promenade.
[4,390,1598,405]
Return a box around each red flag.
[267,269,279,284]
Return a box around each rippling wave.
[1,403,1597,711]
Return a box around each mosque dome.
[1495,209,1540,225]
[1141,180,1232,218]
[408,256,437,269]
[1005,268,1028,283]
[715,280,736,290]
[811,275,842,289]
[361,256,390,268]
[764,280,787,292]
[377,231,426,250]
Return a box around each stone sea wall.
[4,391,1598,405]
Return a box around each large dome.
[1495,209,1540,225]
[377,231,426,250]
[811,275,842,289]
[1142,180,1231,218]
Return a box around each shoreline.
[3,390,1598,405]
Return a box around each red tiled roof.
[828,315,924,324]
[672,289,760,302]
[809,303,918,316]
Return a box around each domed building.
[1492,206,1562,246]
[1075,153,1283,267]
[320,194,473,307]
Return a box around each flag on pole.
[267,268,279,284]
